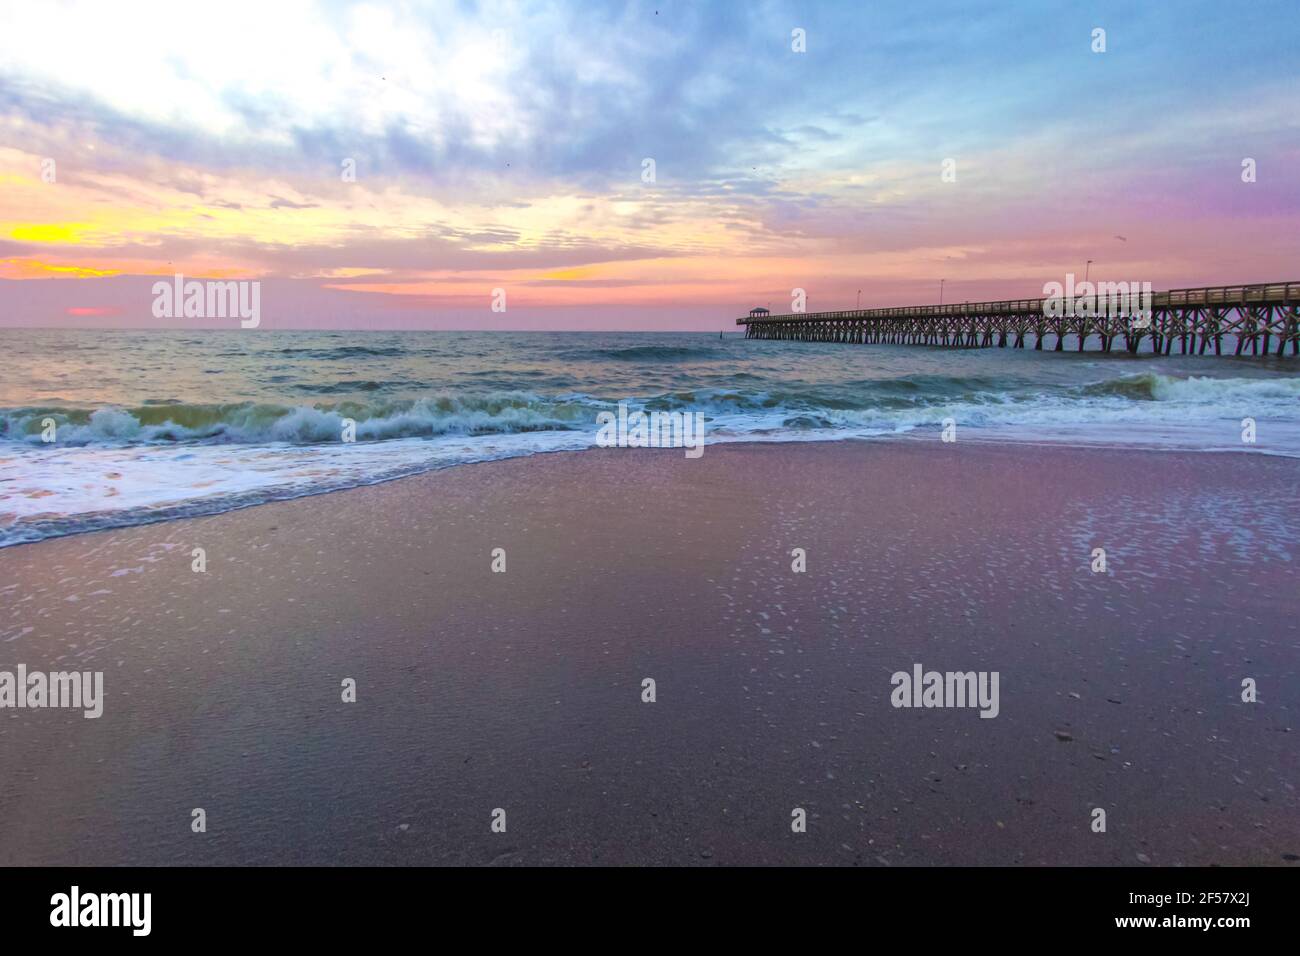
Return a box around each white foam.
[0,430,595,546]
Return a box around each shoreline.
[5,427,1300,552]
[2,440,1297,865]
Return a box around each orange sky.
[1,2,1297,328]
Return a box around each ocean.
[2,328,1298,547]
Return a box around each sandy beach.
[1,439,1297,866]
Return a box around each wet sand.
[1,440,1297,866]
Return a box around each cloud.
[1,0,1298,327]
[268,196,320,210]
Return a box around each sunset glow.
[1,0,1297,328]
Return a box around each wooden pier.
[738,282,1300,356]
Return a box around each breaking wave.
[0,392,594,446]
[3,357,1298,547]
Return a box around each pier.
[738,282,1300,356]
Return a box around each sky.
[0,0,1297,330]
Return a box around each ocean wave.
[640,377,1030,414]
[290,379,408,393]
[5,373,1296,449]
[557,345,719,362]
[1081,372,1300,404]
[2,369,1300,548]
[272,345,408,358]
[0,393,592,446]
